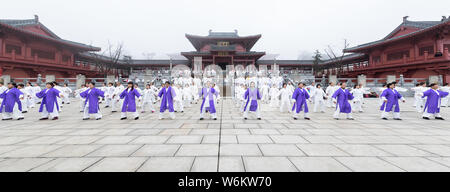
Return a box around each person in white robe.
[25,82,35,108]
[105,82,115,108]
[279,83,292,113]
[439,83,450,107]
[111,82,125,112]
[75,84,89,112]
[17,84,28,114]
[325,82,337,108]
[62,83,72,104]
[260,83,270,104]
[269,84,280,107]
[313,84,327,113]
[141,84,156,113]
[351,84,365,113]
[173,84,184,113]
[53,82,63,111]
[32,83,42,105]
[183,84,192,108]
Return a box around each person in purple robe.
[292,82,311,120]
[380,82,405,120]
[422,83,449,120]
[158,81,176,120]
[36,82,62,120]
[199,81,219,120]
[80,82,105,120]
[243,82,262,120]
[120,82,141,120]
[332,82,355,120]
[0,82,24,121]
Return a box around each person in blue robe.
[243,82,262,120]
[332,82,355,120]
[36,82,62,120]
[120,82,141,120]
[158,81,176,120]
[380,82,405,120]
[292,82,311,120]
[199,81,219,120]
[422,83,449,120]
[80,82,105,120]
[0,82,24,120]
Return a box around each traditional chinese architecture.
[320,16,450,83]
[0,15,118,80]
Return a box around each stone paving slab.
[0,98,450,172]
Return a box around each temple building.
[320,16,450,83]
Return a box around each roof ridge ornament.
[34,15,39,23]
[402,16,409,23]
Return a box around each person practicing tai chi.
[0,82,24,121]
[111,82,125,113]
[422,83,449,120]
[269,84,280,107]
[120,82,141,120]
[292,82,311,120]
[351,84,365,113]
[141,84,156,113]
[158,81,176,120]
[36,82,63,120]
[279,83,292,113]
[332,82,354,120]
[243,82,262,120]
[380,82,405,120]
[80,82,105,120]
[313,84,327,113]
[199,81,219,120]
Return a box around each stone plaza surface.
[1,97,450,172]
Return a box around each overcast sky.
[1,0,449,59]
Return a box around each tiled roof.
[345,18,450,52]
[0,17,100,51]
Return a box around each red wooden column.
[0,67,3,77]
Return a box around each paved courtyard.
[1,97,450,172]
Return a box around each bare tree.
[323,39,350,77]
[90,41,125,75]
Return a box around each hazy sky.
[1,0,449,59]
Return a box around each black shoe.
[175,111,178,112]
[213,118,217,120]
[293,117,298,120]
[22,111,27,113]
[382,117,388,120]
[394,118,402,120]
[257,118,262,120]
[96,118,102,120]
[347,118,355,120]
[2,118,13,121]
[52,117,59,120]
[181,111,184,113]
[134,117,139,120]
[436,117,445,120]
[83,118,89,120]
[200,118,204,120]
[17,117,24,120]
[112,111,117,113]
[39,117,49,120]
[334,118,339,120]
[423,117,430,120]
[244,118,248,120]
[121,117,127,120]
[105,106,109,108]
[304,117,310,120]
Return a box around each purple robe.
[80,88,105,114]
[292,88,310,113]
[36,88,60,113]
[422,89,449,114]
[200,87,218,113]
[158,86,176,113]
[120,88,141,112]
[244,88,261,112]
[380,88,403,112]
[0,88,23,113]
[332,88,354,113]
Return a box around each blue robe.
[244,88,261,112]
[36,88,60,113]
[292,88,310,113]
[120,88,141,112]
[200,87,218,113]
[0,88,23,113]
[80,88,105,114]
[380,88,403,112]
[422,89,449,114]
[158,86,176,113]
[332,88,354,113]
